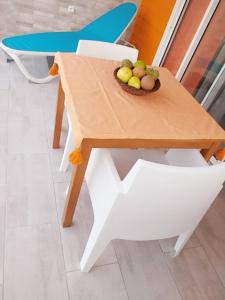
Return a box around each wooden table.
[52,54,225,227]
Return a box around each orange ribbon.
[69,148,83,165]
[48,63,59,76]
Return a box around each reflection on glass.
[194,38,225,103]
[181,0,225,102]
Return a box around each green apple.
[117,67,133,83]
[128,76,141,89]
[133,60,146,69]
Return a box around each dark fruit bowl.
[114,67,161,96]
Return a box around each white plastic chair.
[59,40,139,172]
[80,148,225,272]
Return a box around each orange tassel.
[69,148,83,165]
[48,63,58,76]
[215,148,225,161]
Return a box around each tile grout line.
[39,67,71,300]
[2,56,11,300]
[6,222,60,231]
[158,238,202,253]
[157,240,185,300]
[195,227,225,290]
[112,241,130,300]
[66,261,120,274]
[162,243,225,299]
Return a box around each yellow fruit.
[132,67,145,79]
[128,76,141,89]
[117,67,132,83]
[141,75,155,90]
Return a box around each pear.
[128,76,141,89]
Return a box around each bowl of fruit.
[114,59,160,96]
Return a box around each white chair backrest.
[76,40,138,62]
[111,156,225,241]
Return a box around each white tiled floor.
[0,49,225,299]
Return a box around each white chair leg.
[173,228,195,257]
[80,224,110,272]
[60,110,74,172]
[8,52,57,83]
[59,124,74,172]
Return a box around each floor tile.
[0,151,7,187]
[48,148,72,183]
[0,64,9,90]
[7,63,48,154]
[7,111,48,154]
[0,123,7,153]
[0,122,7,187]
[41,80,67,149]
[196,207,225,286]
[55,182,117,271]
[212,187,225,219]
[39,78,71,183]
[0,187,6,285]
[166,246,225,300]
[0,90,8,122]
[6,153,57,227]
[0,49,6,62]
[9,58,27,82]
[8,56,48,84]
[4,224,69,300]
[40,79,58,128]
[67,264,128,300]
[8,81,43,122]
[113,239,181,300]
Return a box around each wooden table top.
[55,53,225,148]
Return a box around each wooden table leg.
[201,142,220,161]
[62,142,92,227]
[52,79,65,149]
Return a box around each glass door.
[202,64,225,128]
[180,0,225,128]
[180,0,224,96]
